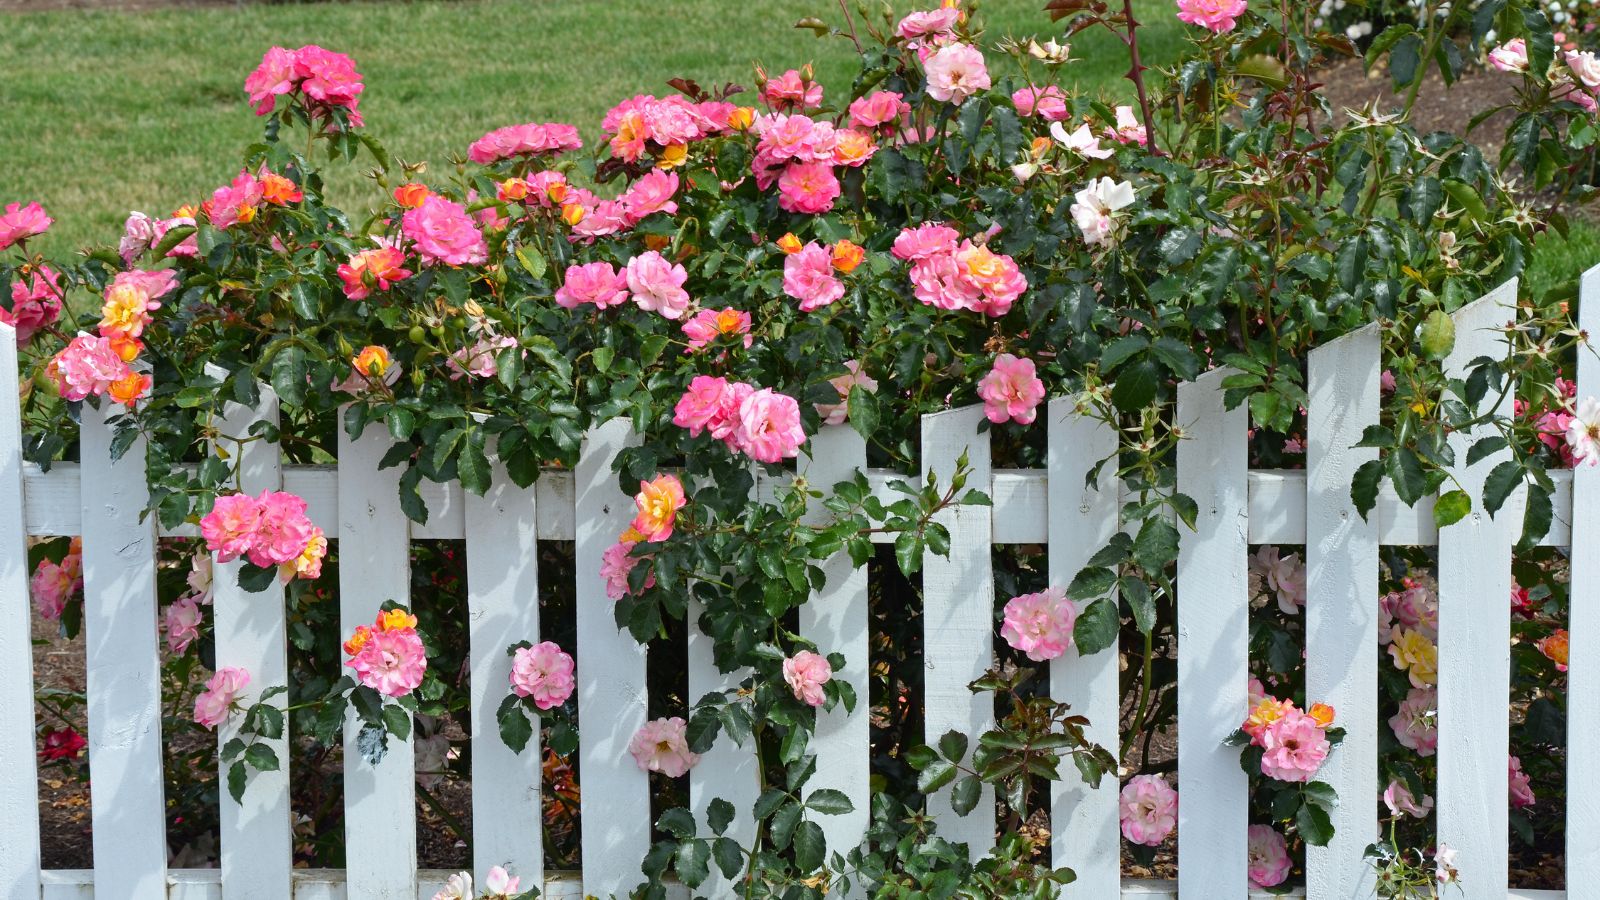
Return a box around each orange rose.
[108,371,151,406]
[831,239,866,273]
[394,183,431,209]
[260,172,303,206]
[776,233,804,255]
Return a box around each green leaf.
[950,775,982,816]
[1110,358,1161,412]
[380,704,412,742]
[675,838,711,888]
[1073,598,1120,656]
[1067,566,1116,601]
[1466,435,1508,467]
[1121,577,1155,635]
[893,531,923,576]
[270,345,308,408]
[847,383,880,441]
[1419,309,1456,360]
[1386,448,1429,506]
[916,758,958,794]
[228,760,248,804]
[1433,490,1471,528]
[937,730,968,765]
[806,788,854,816]
[1133,517,1180,573]
[794,820,826,872]
[770,802,803,849]
[496,694,533,753]
[1483,459,1524,516]
[243,742,280,773]
[1351,458,1384,519]
[1296,798,1335,847]
[712,836,743,879]
[658,807,696,839]
[516,245,548,281]
[1519,482,1553,548]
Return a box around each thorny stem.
[836,0,864,55]
[1121,0,1162,156]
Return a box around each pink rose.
[978,354,1047,425]
[897,8,960,43]
[509,641,576,710]
[762,69,823,111]
[1568,49,1600,90]
[923,43,991,105]
[346,625,427,697]
[1383,779,1433,818]
[681,307,753,352]
[1118,775,1178,846]
[206,170,265,230]
[601,539,655,600]
[1176,0,1249,34]
[620,170,680,224]
[815,361,878,426]
[403,195,488,267]
[194,667,250,729]
[1388,687,1438,757]
[849,91,909,129]
[447,334,518,380]
[674,375,734,436]
[1568,396,1600,467]
[165,595,206,655]
[200,493,264,563]
[1108,105,1149,145]
[892,223,961,261]
[1489,39,1530,72]
[291,45,365,123]
[776,162,841,215]
[30,558,77,621]
[1013,86,1069,121]
[249,490,315,568]
[0,202,51,251]
[625,251,692,319]
[2,265,63,343]
[1509,756,1536,808]
[467,122,582,164]
[1258,708,1330,782]
[734,388,806,464]
[782,650,833,707]
[1247,824,1291,888]
[628,716,699,777]
[244,47,299,115]
[47,334,131,402]
[999,587,1076,661]
[783,242,846,312]
[555,262,630,310]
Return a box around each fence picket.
[687,597,758,892]
[336,421,417,900]
[1176,368,1250,898]
[463,451,543,885]
[1304,326,1381,900]
[920,404,995,857]
[1045,396,1120,896]
[210,378,292,900]
[798,425,871,870]
[1569,264,1600,889]
[1437,282,1522,899]
[574,419,651,895]
[79,394,168,899]
[0,325,41,900]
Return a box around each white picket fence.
[1,270,1595,900]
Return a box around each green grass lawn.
[0,0,1180,256]
[1,0,1592,296]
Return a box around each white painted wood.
[0,324,41,900]
[798,425,871,866]
[1568,263,1600,889]
[78,394,168,899]
[463,450,543,885]
[209,377,292,900]
[573,418,650,895]
[1304,326,1381,900]
[1044,396,1120,895]
[919,404,995,857]
[336,421,417,900]
[686,594,758,892]
[22,462,1580,548]
[1437,281,1522,900]
[1175,368,1250,898]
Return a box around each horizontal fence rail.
[3,267,1596,900]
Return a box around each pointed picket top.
[1304,324,1381,900]
[1436,279,1521,900]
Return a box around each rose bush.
[8,0,1599,894]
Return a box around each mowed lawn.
[0,0,1182,256]
[0,0,1590,294]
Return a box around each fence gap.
[574,418,650,895]
[1568,262,1600,888]
[1175,367,1250,897]
[1304,325,1381,899]
[1437,280,1521,899]
[1044,395,1121,896]
[463,446,543,885]
[336,418,418,900]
